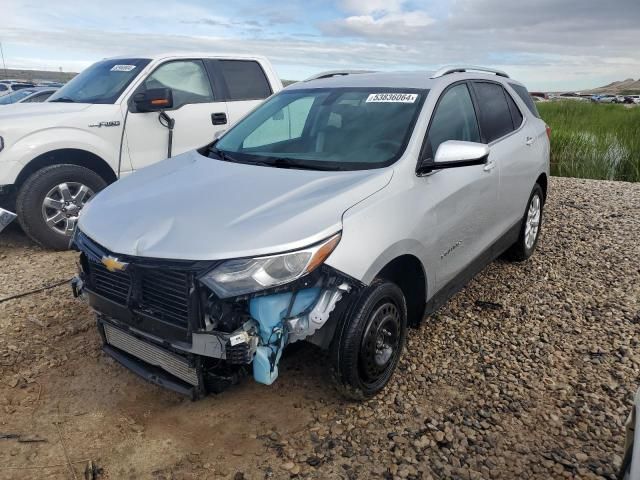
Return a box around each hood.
[78,150,393,260]
[0,102,92,121]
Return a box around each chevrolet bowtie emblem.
[101,256,128,272]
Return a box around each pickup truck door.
[206,59,275,125]
[124,59,228,170]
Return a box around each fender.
[6,126,126,185]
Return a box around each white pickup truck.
[0,53,282,248]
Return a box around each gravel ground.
[0,176,639,480]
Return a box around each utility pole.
[0,42,7,80]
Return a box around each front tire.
[330,280,407,400]
[16,164,107,250]
[505,183,544,262]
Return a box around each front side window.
[49,58,150,104]
[140,60,214,109]
[425,83,481,160]
[214,88,427,171]
[219,60,272,101]
[472,82,516,142]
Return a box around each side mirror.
[133,88,173,112]
[417,140,489,175]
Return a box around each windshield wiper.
[253,157,344,171]
[208,146,240,164]
[49,96,76,103]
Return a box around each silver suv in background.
[72,66,550,400]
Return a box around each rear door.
[419,82,500,291]
[124,59,228,170]
[207,59,273,125]
[470,81,539,234]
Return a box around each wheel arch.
[374,254,427,327]
[15,149,117,189]
[536,172,548,201]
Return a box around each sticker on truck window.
[110,65,137,72]
[366,93,418,103]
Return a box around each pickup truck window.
[215,88,426,171]
[140,60,214,109]
[219,60,272,101]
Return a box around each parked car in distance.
[0,53,282,249]
[0,81,36,97]
[0,87,58,105]
[71,66,550,400]
[597,94,617,103]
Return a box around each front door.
[124,59,228,170]
[418,82,500,292]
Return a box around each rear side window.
[509,83,541,118]
[505,91,523,128]
[472,82,516,143]
[425,83,481,159]
[219,60,272,101]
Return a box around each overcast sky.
[1,0,639,91]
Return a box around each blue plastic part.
[249,287,320,385]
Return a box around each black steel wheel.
[330,280,407,400]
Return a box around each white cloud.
[340,0,406,14]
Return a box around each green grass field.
[537,102,640,182]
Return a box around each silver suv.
[72,66,550,400]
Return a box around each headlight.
[200,233,341,298]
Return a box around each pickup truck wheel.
[16,164,107,250]
[505,183,544,262]
[330,280,407,400]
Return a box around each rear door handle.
[211,112,227,125]
[483,160,496,172]
[525,136,535,146]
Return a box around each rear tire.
[330,280,407,400]
[505,183,544,262]
[16,164,107,250]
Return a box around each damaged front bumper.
[71,231,357,398]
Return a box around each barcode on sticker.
[366,93,418,103]
[110,65,136,72]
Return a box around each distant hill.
[583,78,640,95]
[0,68,77,83]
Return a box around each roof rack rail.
[304,70,376,81]
[430,65,509,79]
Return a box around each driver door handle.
[525,136,535,146]
[483,160,496,172]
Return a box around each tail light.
[545,125,552,140]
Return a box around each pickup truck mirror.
[133,88,173,113]
[417,140,489,175]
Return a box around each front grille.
[90,259,131,304]
[140,269,191,326]
[103,323,199,386]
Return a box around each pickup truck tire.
[505,183,544,262]
[16,164,107,250]
[330,280,407,400]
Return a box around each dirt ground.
[1,176,639,479]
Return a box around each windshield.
[0,89,36,104]
[48,58,150,104]
[214,88,427,170]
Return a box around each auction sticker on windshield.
[110,65,137,72]
[366,93,418,103]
